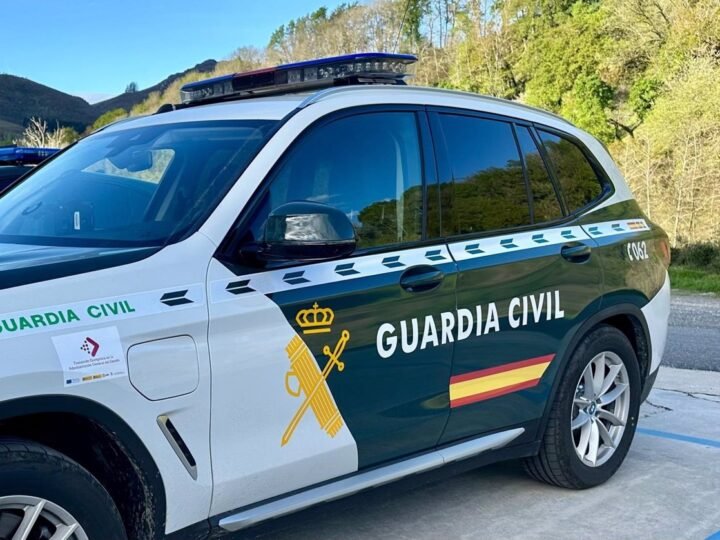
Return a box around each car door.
[206,108,458,515]
[427,110,604,444]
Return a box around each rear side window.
[515,127,563,222]
[437,114,530,235]
[537,130,604,212]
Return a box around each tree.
[90,108,128,131]
[125,82,138,93]
[14,117,69,148]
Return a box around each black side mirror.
[257,201,357,262]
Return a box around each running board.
[219,427,524,532]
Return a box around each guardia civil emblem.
[282,302,350,446]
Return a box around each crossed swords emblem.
[282,319,350,446]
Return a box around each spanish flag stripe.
[448,354,554,408]
[450,378,542,408]
[450,354,555,385]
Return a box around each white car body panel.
[0,234,216,532]
[642,271,671,373]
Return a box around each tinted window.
[438,114,530,235]
[250,112,423,249]
[538,130,604,212]
[516,127,563,222]
[0,121,276,247]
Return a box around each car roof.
[101,85,573,133]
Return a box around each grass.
[669,266,720,294]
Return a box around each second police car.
[0,53,670,539]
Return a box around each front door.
[207,109,457,515]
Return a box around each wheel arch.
[0,395,166,540]
[536,301,652,440]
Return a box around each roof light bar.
[180,52,417,105]
[0,147,59,165]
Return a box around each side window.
[438,114,530,235]
[250,112,423,250]
[537,129,604,212]
[515,127,563,222]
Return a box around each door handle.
[561,243,592,263]
[399,265,445,293]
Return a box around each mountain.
[0,75,94,137]
[0,59,217,142]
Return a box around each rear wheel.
[0,439,126,540]
[525,325,641,488]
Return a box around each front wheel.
[525,325,641,488]
[0,439,127,540]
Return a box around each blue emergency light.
[180,52,417,105]
[0,146,59,165]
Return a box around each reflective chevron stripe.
[449,219,649,262]
[210,245,453,302]
[449,225,588,261]
[211,218,649,302]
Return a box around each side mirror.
[258,201,357,262]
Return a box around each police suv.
[0,53,670,539]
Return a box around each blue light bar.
[0,147,59,165]
[180,52,417,104]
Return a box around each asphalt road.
[665,291,720,372]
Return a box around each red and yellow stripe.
[627,220,647,230]
[449,354,554,408]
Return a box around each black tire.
[0,439,127,540]
[525,325,641,489]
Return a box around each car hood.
[0,242,160,290]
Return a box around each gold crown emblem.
[296,302,334,334]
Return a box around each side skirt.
[218,427,524,532]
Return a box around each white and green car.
[0,54,670,540]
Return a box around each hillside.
[0,75,94,136]
[91,59,217,117]
[0,59,217,141]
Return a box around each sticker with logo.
[281,302,350,447]
[52,326,127,387]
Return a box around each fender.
[534,297,652,440]
[0,394,166,533]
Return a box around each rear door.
[207,108,457,514]
[427,110,605,444]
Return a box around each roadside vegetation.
[671,243,720,294]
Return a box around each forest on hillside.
[94,1,720,246]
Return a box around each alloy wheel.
[571,351,631,467]
[0,496,88,540]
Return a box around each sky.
[0,0,350,103]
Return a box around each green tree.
[90,108,128,131]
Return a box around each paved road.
[665,291,720,372]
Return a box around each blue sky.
[1,0,349,102]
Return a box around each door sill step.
[219,427,524,531]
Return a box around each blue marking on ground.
[637,428,720,449]
[705,530,720,540]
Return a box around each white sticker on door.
[52,326,127,387]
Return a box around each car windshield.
[0,120,277,248]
